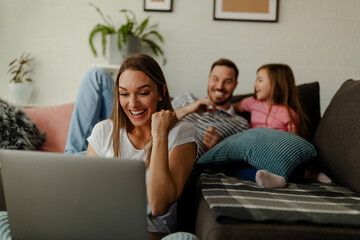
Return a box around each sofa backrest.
[313,79,360,192]
[231,82,321,141]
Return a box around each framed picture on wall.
[144,0,173,12]
[214,0,279,22]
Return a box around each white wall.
[1,0,360,114]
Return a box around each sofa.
[1,80,360,240]
[188,80,360,239]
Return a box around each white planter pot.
[108,34,142,65]
[9,81,33,104]
[126,35,142,57]
[108,34,122,65]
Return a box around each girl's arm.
[232,100,245,114]
[147,110,196,216]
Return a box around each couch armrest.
[313,79,360,192]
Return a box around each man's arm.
[174,96,216,120]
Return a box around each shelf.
[91,64,120,79]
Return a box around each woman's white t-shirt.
[87,119,196,233]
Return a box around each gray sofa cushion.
[313,79,360,192]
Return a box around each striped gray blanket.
[200,172,360,227]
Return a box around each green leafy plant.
[89,3,166,65]
[7,53,34,83]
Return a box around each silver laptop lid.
[0,149,147,240]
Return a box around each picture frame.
[214,0,279,22]
[144,0,173,12]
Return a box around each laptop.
[0,149,147,240]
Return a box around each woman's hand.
[151,110,176,139]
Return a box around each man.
[169,58,249,233]
[171,58,249,159]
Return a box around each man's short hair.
[210,58,239,81]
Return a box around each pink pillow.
[24,103,74,153]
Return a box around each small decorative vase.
[9,81,33,104]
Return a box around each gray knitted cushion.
[0,99,45,150]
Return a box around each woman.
[86,54,197,239]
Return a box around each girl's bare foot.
[304,169,332,183]
[256,170,286,189]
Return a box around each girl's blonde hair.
[109,54,175,168]
[258,64,310,140]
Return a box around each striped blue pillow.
[197,128,317,179]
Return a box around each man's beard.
[208,89,233,106]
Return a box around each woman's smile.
[129,109,147,118]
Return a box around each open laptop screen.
[0,149,147,240]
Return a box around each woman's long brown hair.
[109,54,175,168]
[258,64,310,140]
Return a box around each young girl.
[232,63,331,189]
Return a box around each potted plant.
[88,3,166,65]
[7,53,34,103]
